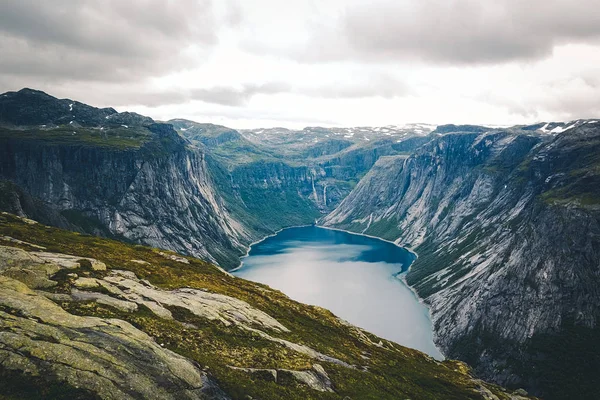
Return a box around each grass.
[207,155,322,238]
[0,126,150,149]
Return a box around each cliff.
[0,90,251,268]
[322,124,600,399]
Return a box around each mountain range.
[1,88,598,399]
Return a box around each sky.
[0,0,599,129]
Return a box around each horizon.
[1,1,599,129]
[2,86,589,131]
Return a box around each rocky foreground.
[0,213,533,399]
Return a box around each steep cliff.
[0,91,250,268]
[0,91,432,270]
[323,124,600,399]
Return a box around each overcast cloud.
[279,0,600,65]
[0,0,218,82]
[0,0,599,128]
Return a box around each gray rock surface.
[0,275,229,400]
[229,364,334,392]
[323,125,600,397]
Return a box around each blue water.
[234,226,443,359]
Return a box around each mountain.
[168,118,432,227]
[0,88,153,128]
[0,213,533,400]
[322,124,600,399]
[520,119,598,134]
[0,90,434,269]
[240,123,436,149]
[0,88,596,399]
[0,89,250,268]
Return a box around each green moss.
[364,218,403,241]
[0,367,100,400]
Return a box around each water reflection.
[234,226,443,359]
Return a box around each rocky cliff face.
[0,92,251,268]
[0,140,249,267]
[2,91,421,270]
[323,124,600,399]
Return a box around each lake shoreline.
[316,225,445,359]
[231,224,314,273]
[234,223,445,359]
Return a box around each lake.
[233,225,443,359]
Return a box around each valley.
[1,88,598,399]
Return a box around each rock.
[158,251,190,264]
[130,259,150,265]
[280,368,334,392]
[73,277,100,289]
[1,235,46,249]
[70,289,138,313]
[323,126,600,397]
[90,260,107,271]
[0,275,228,399]
[0,245,60,288]
[102,270,290,332]
[32,251,106,271]
[229,364,334,392]
[0,245,47,270]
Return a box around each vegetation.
[0,125,150,149]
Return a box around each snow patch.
[69,103,73,112]
[550,122,577,133]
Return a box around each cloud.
[258,0,600,65]
[95,75,410,108]
[0,0,219,83]
[191,73,410,105]
[190,82,291,106]
[301,74,410,99]
[473,70,600,121]
[534,75,600,120]
[1,0,598,127]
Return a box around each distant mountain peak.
[0,88,148,128]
